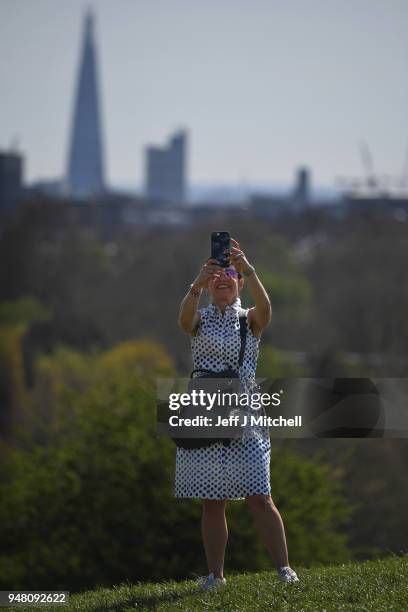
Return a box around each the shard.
[66,12,105,197]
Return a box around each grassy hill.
[11,554,408,611]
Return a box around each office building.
[0,151,23,214]
[145,131,187,203]
[293,167,311,208]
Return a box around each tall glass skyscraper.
[66,12,105,198]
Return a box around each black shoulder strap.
[238,311,247,368]
[190,309,248,378]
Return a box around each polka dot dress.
[175,297,271,500]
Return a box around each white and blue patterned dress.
[175,297,271,500]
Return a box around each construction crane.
[335,142,408,198]
[359,141,378,191]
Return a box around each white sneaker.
[197,572,227,591]
[277,566,300,582]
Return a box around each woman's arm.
[244,269,272,338]
[178,284,202,335]
[178,258,221,335]
[230,238,272,338]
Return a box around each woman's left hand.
[229,238,253,275]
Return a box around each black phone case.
[211,231,230,267]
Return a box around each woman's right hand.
[192,258,221,289]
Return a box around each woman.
[176,237,299,589]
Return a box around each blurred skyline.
[1,0,408,189]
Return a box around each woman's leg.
[201,499,228,578]
[245,494,289,568]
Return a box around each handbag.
[172,312,247,449]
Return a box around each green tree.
[257,345,305,378]
[0,297,50,438]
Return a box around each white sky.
[1,0,407,188]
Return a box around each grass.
[11,555,408,611]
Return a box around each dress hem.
[175,488,271,501]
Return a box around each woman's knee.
[202,499,227,514]
[245,494,275,513]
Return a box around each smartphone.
[211,231,230,268]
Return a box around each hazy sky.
[1,0,408,188]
